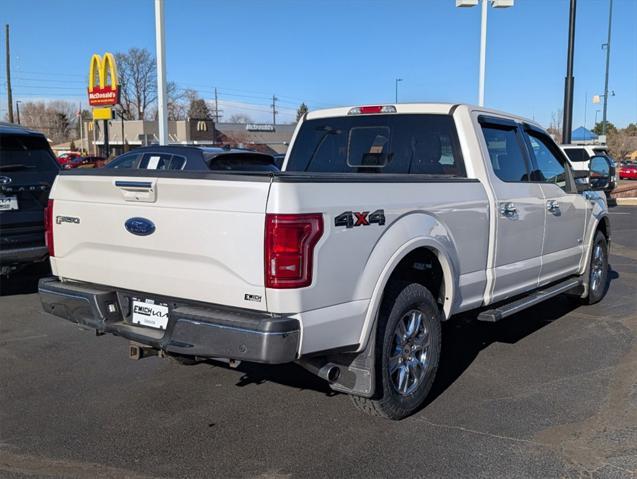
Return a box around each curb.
[615,198,637,206]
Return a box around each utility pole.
[5,24,14,123]
[271,94,278,126]
[15,100,21,125]
[213,87,223,144]
[562,0,577,144]
[602,0,613,137]
[78,102,83,153]
[155,0,168,145]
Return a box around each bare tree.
[608,128,637,160]
[15,100,77,143]
[115,48,157,120]
[228,113,254,124]
[166,82,187,120]
[547,109,563,143]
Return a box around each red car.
[619,161,637,180]
[56,152,82,168]
[65,155,107,169]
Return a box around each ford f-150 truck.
[39,104,612,419]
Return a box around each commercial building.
[79,119,294,157]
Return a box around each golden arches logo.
[87,52,120,107]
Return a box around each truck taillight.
[44,199,55,257]
[265,213,323,289]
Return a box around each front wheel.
[351,282,442,420]
[584,231,609,304]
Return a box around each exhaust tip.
[325,365,340,382]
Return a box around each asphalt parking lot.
[1,207,635,479]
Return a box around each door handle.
[499,202,517,217]
[546,200,560,213]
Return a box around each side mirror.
[589,155,611,191]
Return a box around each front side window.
[481,126,529,182]
[286,114,465,176]
[106,152,140,169]
[526,133,567,189]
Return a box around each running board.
[478,278,582,322]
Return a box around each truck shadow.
[0,262,51,297]
[223,269,620,403]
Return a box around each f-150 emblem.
[335,209,385,229]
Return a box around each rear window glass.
[205,152,278,172]
[0,133,59,172]
[563,148,589,162]
[286,114,465,176]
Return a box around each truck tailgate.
[50,173,271,311]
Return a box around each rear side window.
[481,126,529,182]
[563,148,589,162]
[286,114,465,176]
[139,153,186,170]
[0,133,59,172]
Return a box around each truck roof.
[305,103,542,129]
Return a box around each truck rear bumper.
[0,246,48,265]
[38,277,300,364]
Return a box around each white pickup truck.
[39,103,612,419]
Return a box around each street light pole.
[478,0,488,107]
[456,1,513,107]
[602,0,613,137]
[395,78,403,103]
[562,0,577,144]
[155,0,168,145]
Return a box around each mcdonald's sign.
[87,52,119,107]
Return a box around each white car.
[39,103,612,419]
[561,144,617,194]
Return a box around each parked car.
[56,151,82,168]
[105,145,278,172]
[65,155,107,169]
[619,160,637,180]
[561,144,617,195]
[0,122,60,275]
[39,104,612,419]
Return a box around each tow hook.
[128,341,159,360]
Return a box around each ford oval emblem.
[125,217,155,236]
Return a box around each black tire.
[584,231,609,304]
[351,282,442,420]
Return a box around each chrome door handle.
[546,200,560,212]
[499,202,517,217]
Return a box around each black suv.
[0,123,60,275]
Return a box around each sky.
[1,0,636,128]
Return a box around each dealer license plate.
[0,194,18,211]
[131,299,169,330]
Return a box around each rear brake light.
[265,213,323,289]
[348,105,397,115]
[44,199,55,257]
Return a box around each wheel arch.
[354,213,460,352]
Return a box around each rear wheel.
[351,282,442,420]
[584,231,609,304]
